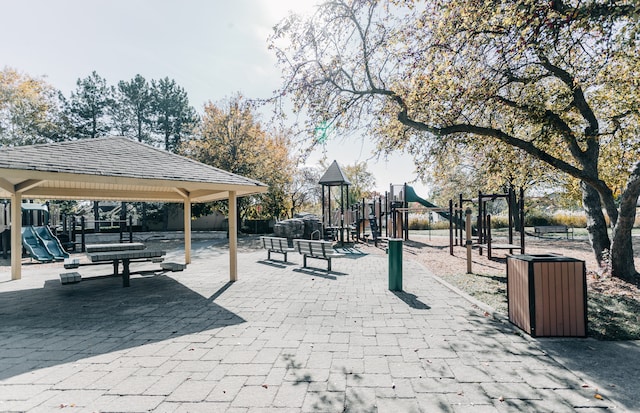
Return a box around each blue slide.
[21,226,55,262]
[34,226,69,260]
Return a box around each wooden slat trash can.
[506,254,587,337]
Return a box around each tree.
[270,0,640,281]
[114,74,154,144]
[0,67,69,145]
[343,161,376,205]
[182,94,294,221]
[151,77,198,152]
[286,165,323,218]
[67,71,114,139]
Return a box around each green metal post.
[388,238,403,291]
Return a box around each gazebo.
[0,136,268,282]
[318,160,351,244]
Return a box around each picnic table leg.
[122,258,130,287]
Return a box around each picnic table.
[85,243,165,287]
[85,242,145,253]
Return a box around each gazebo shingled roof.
[0,136,268,282]
[0,136,266,202]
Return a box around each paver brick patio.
[0,239,637,411]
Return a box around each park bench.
[534,225,574,239]
[260,236,294,262]
[293,239,344,271]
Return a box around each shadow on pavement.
[0,273,244,381]
[537,338,640,411]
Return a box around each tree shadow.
[281,354,375,412]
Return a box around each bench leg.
[122,259,130,287]
[113,259,119,276]
[268,250,271,260]
[303,255,307,268]
[327,258,331,272]
[283,252,287,262]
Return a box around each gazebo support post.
[184,198,191,264]
[11,192,22,280]
[229,191,238,282]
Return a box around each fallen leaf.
[483,311,490,317]
[262,384,268,389]
[581,384,590,388]
[594,394,604,400]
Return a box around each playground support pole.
[459,194,464,246]
[80,216,86,252]
[487,215,492,260]
[477,190,483,254]
[508,187,514,245]
[403,183,409,241]
[520,188,525,254]
[449,199,454,256]
[466,208,472,274]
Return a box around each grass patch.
[437,270,640,340]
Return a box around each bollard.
[388,238,403,291]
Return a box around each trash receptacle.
[388,238,403,291]
[507,254,587,337]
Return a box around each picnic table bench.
[534,225,574,239]
[260,236,294,262]
[62,242,165,287]
[87,249,166,287]
[293,239,344,271]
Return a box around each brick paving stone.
[231,385,277,408]
[143,371,192,396]
[272,382,308,407]
[302,389,346,412]
[166,379,216,402]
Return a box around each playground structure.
[0,201,134,262]
[344,182,526,262]
[319,161,351,244]
[450,188,525,259]
[0,202,70,262]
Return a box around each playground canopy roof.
[0,136,267,202]
[318,160,351,186]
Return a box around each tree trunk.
[581,182,610,266]
[610,162,640,281]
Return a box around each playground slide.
[21,226,55,262]
[405,185,454,221]
[33,225,69,260]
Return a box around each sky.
[0,0,430,197]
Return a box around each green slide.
[404,185,463,227]
[21,226,55,262]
